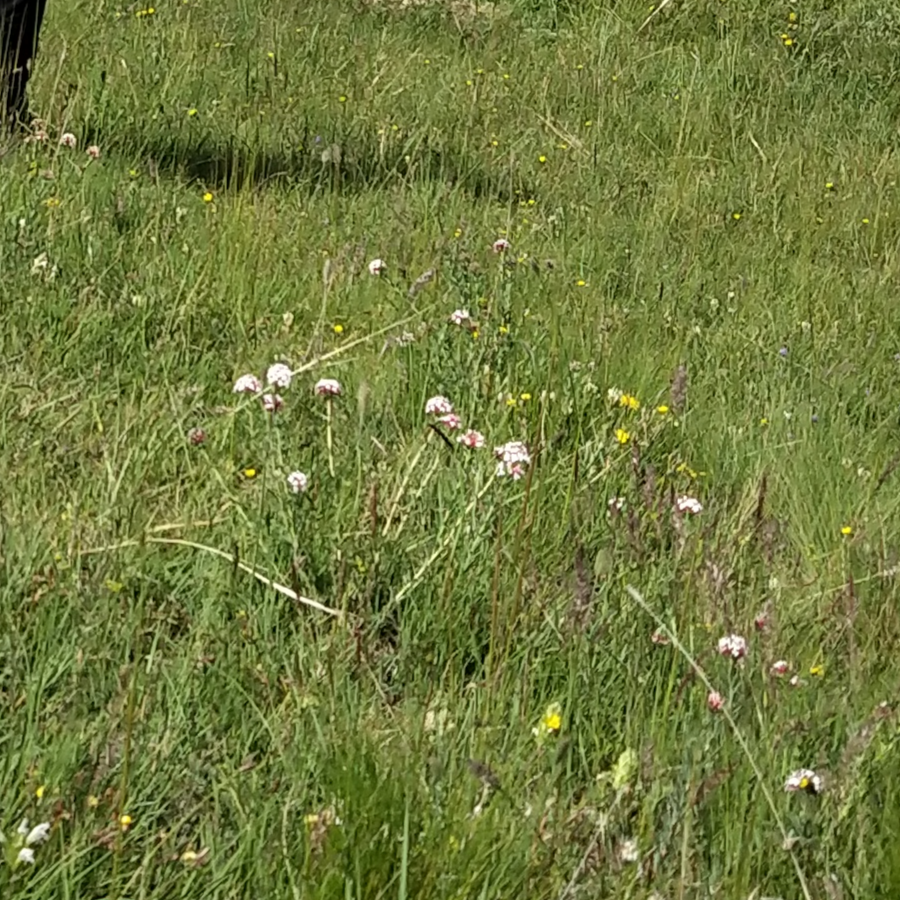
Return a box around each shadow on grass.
[83,120,536,203]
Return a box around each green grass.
[3,0,900,896]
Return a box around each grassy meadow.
[4,0,900,896]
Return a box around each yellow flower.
[35,785,45,799]
[656,405,669,414]
[760,417,769,426]
[333,323,344,334]
[810,664,825,677]
[825,181,834,190]
[862,218,870,225]
[788,11,797,21]
[242,467,257,479]
[202,191,213,202]
[506,396,517,408]
[45,197,60,208]
[576,279,587,287]
[538,155,547,164]
[338,95,347,103]
[533,702,563,744]
[498,324,509,335]
[471,330,479,340]
[187,107,198,116]
[732,212,742,221]
[615,428,630,445]
[119,814,133,831]
[841,525,853,536]
[87,795,100,808]
[619,394,640,411]
[520,392,532,402]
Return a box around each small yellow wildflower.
[619,394,640,411]
[505,397,517,408]
[333,323,344,334]
[841,525,853,536]
[119,814,133,831]
[732,212,742,221]
[788,11,797,21]
[498,324,509,335]
[202,191,213,202]
[615,428,630,445]
[760,417,769,426]
[862,218,870,225]
[87,795,100,808]
[532,702,563,744]
[35,785,45,799]
[338,95,347,103]
[520,392,532,402]
[471,330,479,340]
[187,107,198,116]
[576,279,587,287]
[242,467,257,479]
[809,664,825,677]
[825,181,834,190]
[656,405,669,414]
[45,197,60,208]
[538,155,547,164]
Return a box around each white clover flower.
[425,395,453,416]
[457,429,485,449]
[618,837,639,864]
[368,258,386,275]
[492,238,511,253]
[675,495,703,515]
[784,768,822,795]
[717,634,748,660]
[59,132,76,148]
[314,378,342,397]
[233,373,261,394]
[436,413,462,431]
[266,363,293,389]
[261,393,284,412]
[287,471,308,494]
[449,309,471,326]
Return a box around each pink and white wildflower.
[675,496,703,515]
[784,769,822,795]
[314,378,342,397]
[233,373,261,394]
[717,634,748,660]
[266,363,293,389]
[449,309,471,326]
[707,691,725,712]
[287,471,309,493]
[497,461,527,480]
[494,442,531,479]
[261,393,284,413]
[436,413,462,431]
[492,237,511,254]
[59,132,77,148]
[770,660,790,677]
[425,395,453,416]
[368,258,386,275]
[457,429,485,449]
[86,144,101,160]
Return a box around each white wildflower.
[287,471,309,494]
[233,373,261,394]
[425,395,453,416]
[266,363,293,389]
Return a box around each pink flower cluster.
[494,440,531,480]
[424,396,486,451]
[232,365,343,415]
